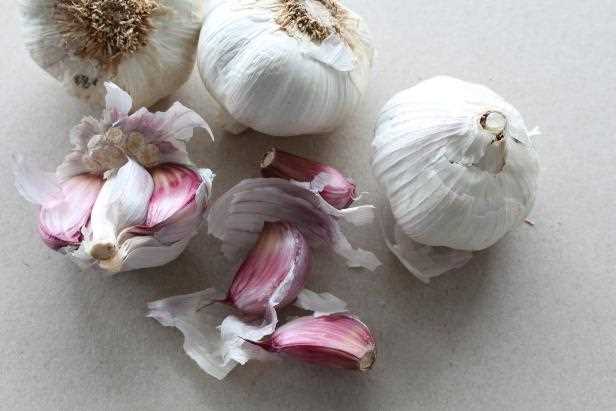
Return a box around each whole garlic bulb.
[197,0,374,136]
[372,77,540,279]
[21,0,203,108]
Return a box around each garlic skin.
[261,148,358,209]
[255,314,376,371]
[207,178,381,271]
[14,82,214,274]
[372,76,540,279]
[197,0,374,136]
[21,0,203,108]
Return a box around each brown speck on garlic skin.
[54,0,161,71]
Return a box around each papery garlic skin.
[21,0,203,108]
[197,0,374,136]
[14,82,214,274]
[207,178,381,271]
[372,76,540,255]
[261,148,358,209]
[255,314,376,371]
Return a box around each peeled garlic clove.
[207,178,381,271]
[261,148,358,209]
[372,76,540,280]
[197,0,374,136]
[255,314,376,370]
[22,0,203,108]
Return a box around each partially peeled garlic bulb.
[372,76,540,282]
[197,0,374,136]
[13,83,214,274]
[22,0,203,108]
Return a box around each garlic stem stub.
[261,148,358,209]
[148,221,348,379]
[372,76,540,281]
[22,0,203,108]
[197,0,374,136]
[13,82,214,274]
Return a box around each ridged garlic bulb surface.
[21,0,203,108]
[372,76,540,252]
[197,0,374,136]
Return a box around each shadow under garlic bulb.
[197,0,374,136]
[22,0,203,108]
[372,76,540,282]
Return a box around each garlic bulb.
[372,76,540,281]
[22,0,203,108]
[14,82,214,274]
[197,0,374,136]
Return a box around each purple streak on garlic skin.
[225,222,311,315]
[254,314,377,371]
[39,174,103,250]
[261,148,358,209]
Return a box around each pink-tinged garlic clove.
[38,174,103,250]
[257,314,377,371]
[226,222,311,315]
[145,164,204,228]
[261,148,358,209]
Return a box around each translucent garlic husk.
[197,0,374,136]
[13,82,214,274]
[21,0,203,108]
[372,76,540,282]
[148,222,347,380]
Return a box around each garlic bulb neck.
[277,0,344,42]
[477,111,508,173]
[54,0,159,67]
[480,111,507,140]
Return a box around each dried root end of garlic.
[23,0,202,108]
[198,0,374,136]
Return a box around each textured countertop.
[1,1,615,410]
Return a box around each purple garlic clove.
[256,314,377,371]
[261,148,358,209]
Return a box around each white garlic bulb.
[21,0,203,108]
[372,76,540,281]
[197,0,374,136]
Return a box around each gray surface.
[1,1,615,410]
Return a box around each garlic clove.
[226,222,311,315]
[261,148,358,209]
[207,178,381,271]
[84,159,154,262]
[38,175,104,250]
[257,314,377,371]
[13,155,103,250]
